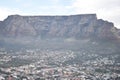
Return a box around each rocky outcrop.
[1,15,36,37]
[0,14,119,40]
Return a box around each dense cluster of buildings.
[0,48,120,80]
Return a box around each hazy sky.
[0,0,120,28]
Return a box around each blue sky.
[0,0,74,15]
[0,0,120,28]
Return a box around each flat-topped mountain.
[0,14,119,40]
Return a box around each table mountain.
[0,14,119,40]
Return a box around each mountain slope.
[0,14,119,40]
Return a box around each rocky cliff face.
[0,14,119,40]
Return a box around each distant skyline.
[0,0,120,28]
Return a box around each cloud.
[71,0,120,28]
